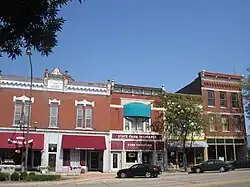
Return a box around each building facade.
[177,70,247,162]
[0,68,111,173]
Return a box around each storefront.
[0,132,44,169]
[110,132,164,171]
[42,132,109,173]
[207,137,246,161]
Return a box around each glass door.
[48,154,56,171]
[111,152,121,170]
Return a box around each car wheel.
[145,172,151,178]
[120,172,127,178]
[220,167,225,172]
[195,168,201,173]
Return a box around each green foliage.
[152,93,205,141]
[0,173,10,181]
[28,172,36,176]
[20,172,28,180]
[243,69,250,120]
[0,0,82,59]
[25,174,61,181]
[10,172,20,181]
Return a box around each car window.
[205,161,214,165]
[130,164,139,169]
[137,165,147,169]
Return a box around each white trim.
[110,104,165,111]
[202,78,242,83]
[202,87,241,93]
[13,95,34,103]
[110,104,123,108]
[75,100,94,107]
[49,99,61,105]
[120,98,153,106]
[205,111,244,115]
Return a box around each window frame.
[219,91,227,107]
[221,115,229,132]
[231,93,239,108]
[208,114,216,132]
[207,90,215,107]
[76,105,84,128]
[63,149,70,166]
[126,152,138,163]
[234,115,241,132]
[49,102,59,128]
[124,117,151,132]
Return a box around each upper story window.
[207,90,215,107]
[49,99,60,128]
[75,100,94,129]
[13,95,34,127]
[124,117,150,132]
[231,93,239,108]
[234,115,241,132]
[220,91,227,107]
[208,115,216,132]
[221,115,229,132]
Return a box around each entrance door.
[111,152,121,170]
[48,154,56,172]
[90,152,99,170]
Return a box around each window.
[13,101,30,126]
[126,152,138,163]
[234,115,241,132]
[13,101,22,126]
[207,90,215,107]
[48,144,57,152]
[80,150,86,166]
[50,103,59,127]
[76,105,84,128]
[76,105,93,128]
[220,92,227,107]
[231,93,239,108]
[208,115,216,131]
[63,149,70,166]
[221,115,229,132]
[124,117,150,132]
[85,107,92,128]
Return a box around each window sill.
[75,127,93,131]
[48,126,59,129]
[222,131,230,133]
[235,131,242,133]
[232,107,240,110]
[208,106,215,108]
[220,107,227,109]
[209,130,218,132]
[12,125,31,128]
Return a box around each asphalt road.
[1,170,250,187]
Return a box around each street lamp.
[24,47,33,172]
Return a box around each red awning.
[62,135,106,150]
[0,132,44,150]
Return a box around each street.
[1,170,250,187]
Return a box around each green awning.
[124,102,151,118]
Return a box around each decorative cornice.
[0,79,109,95]
[75,100,95,107]
[13,95,34,103]
[49,99,61,105]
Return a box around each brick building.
[0,68,111,173]
[177,70,247,162]
[0,68,167,173]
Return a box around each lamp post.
[24,48,33,172]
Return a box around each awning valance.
[0,132,44,150]
[168,141,208,148]
[62,135,106,150]
[124,102,151,118]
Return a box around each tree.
[152,93,205,171]
[0,0,83,59]
[243,68,250,121]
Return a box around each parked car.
[226,160,250,169]
[191,159,233,173]
[117,164,162,178]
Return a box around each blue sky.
[1,0,250,91]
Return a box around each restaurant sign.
[112,133,162,140]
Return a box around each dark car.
[191,159,233,173]
[117,164,162,178]
[227,160,250,169]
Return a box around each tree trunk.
[182,140,187,172]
